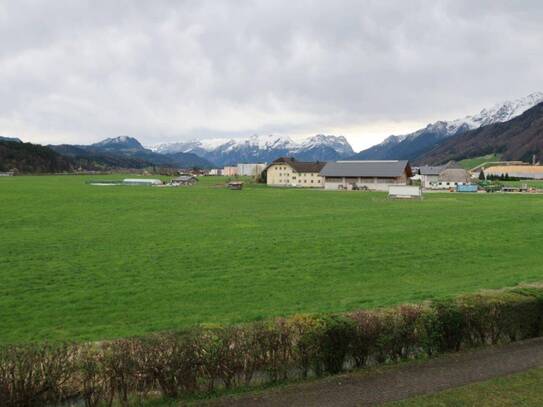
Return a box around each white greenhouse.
[122,178,163,186]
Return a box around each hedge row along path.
[205,337,543,406]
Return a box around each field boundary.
[201,337,543,406]
[2,283,543,406]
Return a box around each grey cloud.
[0,0,542,147]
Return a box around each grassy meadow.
[390,367,543,406]
[1,175,543,344]
[459,153,502,170]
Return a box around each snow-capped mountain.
[92,136,144,151]
[151,134,354,166]
[50,136,214,169]
[354,92,543,161]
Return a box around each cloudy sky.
[1,0,542,150]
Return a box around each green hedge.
[2,284,543,406]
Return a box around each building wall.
[323,174,408,191]
[237,163,267,177]
[433,181,470,189]
[223,166,238,176]
[266,163,324,187]
[421,174,439,188]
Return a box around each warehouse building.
[320,160,412,191]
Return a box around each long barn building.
[320,160,412,191]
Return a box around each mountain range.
[354,92,543,162]
[49,136,214,169]
[419,101,543,164]
[4,92,543,173]
[150,134,355,166]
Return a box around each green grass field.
[389,368,543,406]
[459,154,501,170]
[501,179,543,189]
[2,175,543,344]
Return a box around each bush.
[300,315,356,375]
[0,343,77,407]
[2,284,543,404]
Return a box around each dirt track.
[200,337,543,406]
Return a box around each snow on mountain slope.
[93,136,144,150]
[355,92,543,161]
[150,134,354,166]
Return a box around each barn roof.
[270,157,326,173]
[320,160,411,177]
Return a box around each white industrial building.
[237,163,267,177]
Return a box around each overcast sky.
[1,0,542,150]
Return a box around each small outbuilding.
[388,185,423,199]
[227,181,244,190]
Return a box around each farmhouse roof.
[419,165,446,176]
[270,157,326,173]
[419,161,460,175]
[438,168,472,183]
[320,160,412,177]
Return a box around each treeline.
[0,141,184,174]
[2,285,543,406]
[0,141,74,173]
[486,173,523,181]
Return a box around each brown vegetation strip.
[203,337,543,407]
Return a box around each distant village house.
[417,163,472,189]
[237,163,267,177]
[223,166,239,176]
[436,168,472,189]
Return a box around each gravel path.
[200,337,543,407]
